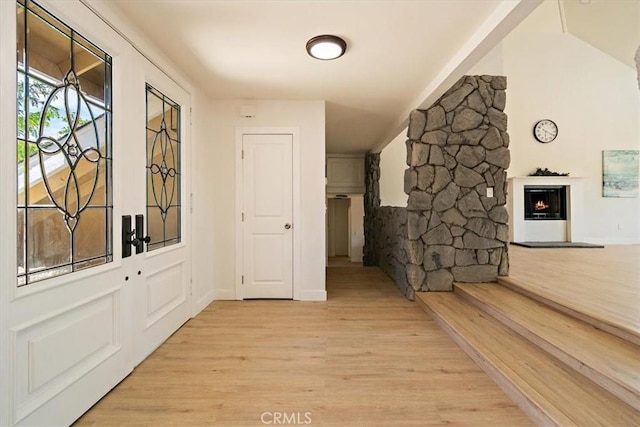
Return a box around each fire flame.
[534,200,548,210]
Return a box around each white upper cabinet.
[326,155,365,194]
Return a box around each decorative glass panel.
[16,0,112,286]
[146,84,181,251]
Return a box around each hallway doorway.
[327,197,350,257]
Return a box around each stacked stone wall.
[376,207,412,299]
[363,153,414,298]
[405,75,510,291]
[363,75,510,298]
[363,152,381,266]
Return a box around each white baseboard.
[297,290,327,301]
[193,290,215,316]
[212,288,239,301]
[583,237,640,245]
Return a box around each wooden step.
[499,276,640,347]
[416,292,640,427]
[455,282,640,411]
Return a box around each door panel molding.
[11,261,122,302]
[12,288,120,423]
[145,262,186,327]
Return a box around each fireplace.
[524,185,567,220]
[509,177,585,243]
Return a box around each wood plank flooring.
[74,265,532,426]
[507,244,640,340]
[415,244,640,425]
[455,282,640,411]
[417,292,640,426]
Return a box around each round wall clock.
[533,119,558,143]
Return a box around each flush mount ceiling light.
[306,35,347,60]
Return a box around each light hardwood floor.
[75,265,532,426]
[507,244,640,340]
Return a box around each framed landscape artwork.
[602,150,639,198]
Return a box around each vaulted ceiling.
[562,0,639,71]
[101,0,639,154]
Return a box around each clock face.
[533,119,558,143]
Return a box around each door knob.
[284,223,292,230]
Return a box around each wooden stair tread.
[499,276,640,347]
[455,282,640,410]
[416,292,640,427]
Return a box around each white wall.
[379,129,408,207]
[191,94,218,311]
[467,41,503,76]
[381,1,640,244]
[349,194,364,262]
[501,1,640,244]
[194,100,327,301]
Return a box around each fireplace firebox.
[524,185,567,220]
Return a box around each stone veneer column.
[404,75,510,291]
[363,152,381,266]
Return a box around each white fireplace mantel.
[508,176,586,243]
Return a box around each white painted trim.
[299,290,327,302]
[194,290,215,314]
[187,101,199,317]
[234,130,243,300]
[586,238,640,245]
[0,2,18,424]
[292,128,301,301]
[327,199,336,257]
[235,127,301,300]
[211,289,237,301]
[326,153,364,158]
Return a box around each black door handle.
[122,214,151,258]
[134,214,151,254]
[123,215,133,258]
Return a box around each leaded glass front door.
[132,65,191,366]
[16,0,113,286]
[146,84,181,251]
[1,2,133,425]
[1,1,192,425]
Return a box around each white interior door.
[0,1,191,425]
[241,133,293,299]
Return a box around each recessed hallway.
[75,265,531,426]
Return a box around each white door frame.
[235,127,300,300]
